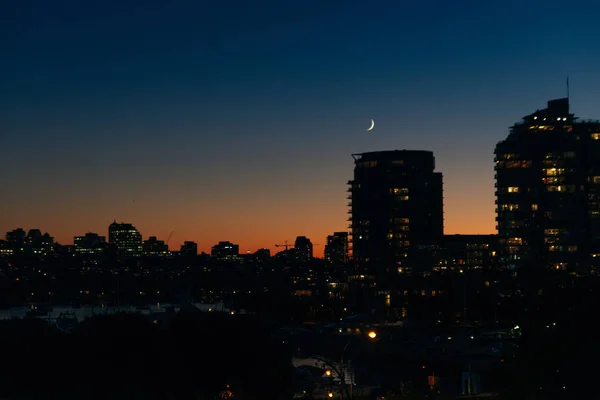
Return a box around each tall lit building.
[348,150,444,271]
[294,236,313,263]
[180,241,198,258]
[325,232,349,265]
[74,232,107,256]
[443,234,497,271]
[108,221,142,257]
[211,241,239,261]
[142,236,169,257]
[495,98,600,273]
[6,228,26,248]
[24,229,54,256]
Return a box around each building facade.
[443,234,497,271]
[74,232,107,256]
[180,241,198,257]
[495,98,600,273]
[325,232,349,265]
[348,150,444,271]
[211,241,240,261]
[142,236,169,257]
[294,236,313,263]
[108,221,142,257]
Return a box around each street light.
[340,329,379,399]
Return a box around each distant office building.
[294,236,313,263]
[348,150,444,271]
[6,228,26,248]
[74,233,107,256]
[142,236,169,257]
[180,241,198,257]
[25,229,53,256]
[5,228,50,255]
[0,240,13,257]
[26,229,42,244]
[253,248,271,262]
[443,234,497,271]
[211,241,239,261]
[108,221,142,257]
[244,248,271,265]
[495,98,600,272]
[325,232,349,265]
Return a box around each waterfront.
[0,302,238,322]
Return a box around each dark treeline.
[0,312,294,400]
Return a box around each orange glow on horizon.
[20,199,495,259]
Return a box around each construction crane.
[166,231,175,245]
[275,241,293,251]
[275,242,320,250]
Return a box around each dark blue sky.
[2,0,600,252]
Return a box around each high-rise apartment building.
[294,236,313,263]
[74,232,107,256]
[211,241,239,261]
[325,232,349,265]
[348,150,444,271]
[142,236,169,257]
[443,234,497,271]
[180,241,198,257]
[108,221,142,257]
[495,98,600,273]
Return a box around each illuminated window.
[546,185,575,192]
[507,237,523,245]
[591,176,600,184]
[568,245,578,252]
[592,133,600,140]
[391,188,409,194]
[544,228,567,236]
[507,187,519,193]
[396,195,409,201]
[359,161,377,168]
[544,168,565,176]
[500,204,519,211]
[543,177,565,184]
[530,125,554,131]
[531,204,538,211]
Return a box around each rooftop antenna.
[567,76,570,103]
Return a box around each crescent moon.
[366,119,375,131]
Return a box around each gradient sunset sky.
[2,0,600,256]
